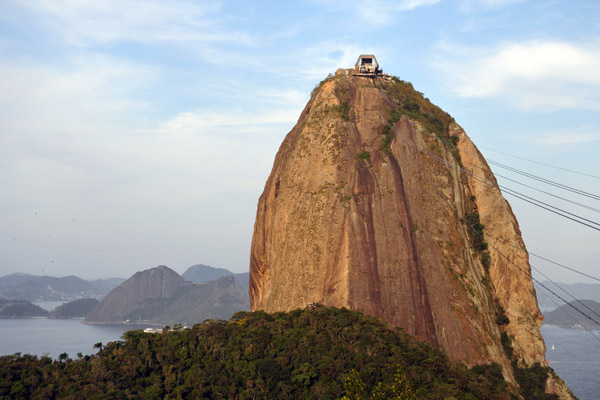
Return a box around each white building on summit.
[353,54,382,76]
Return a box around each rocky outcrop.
[85,265,249,326]
[134,275,250,326]
[85,265,186,324]
[250,73,573,397]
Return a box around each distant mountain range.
[0,264,250,303]
[543,299,600,330]
[182,264,249,292]
[85,265,249,326]
[0,273,125,302]
[0,264,251,323]
[534,281,600,310]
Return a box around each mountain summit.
[249,66,573,398]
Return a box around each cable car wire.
[487,159,600,201]
[479,146,600,180]
[459,161,600,214]
[528,252,600,283]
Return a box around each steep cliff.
[250,72,573,398]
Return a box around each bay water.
[542,325,600,400]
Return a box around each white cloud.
[356,0,441,25]
[540,132,600,146]
[8,0,254,47]
[313,0,440,26]
[0,55,157,139]
[435,40,600,111]
[158,108,300,135]
[460,0,525,10]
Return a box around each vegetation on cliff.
[0,306,520,399]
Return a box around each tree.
[391,365,415,400]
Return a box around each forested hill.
[0,306,556,400]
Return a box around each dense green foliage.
[339,102,351,121]
[0,307,518,399]
[378,77,462,163]
[384,78,454,142]
[512,361,558,400]
[499,330,558,400]
[463,212,488,252]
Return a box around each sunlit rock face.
[249,74,572,398]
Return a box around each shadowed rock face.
[249,74,573,398]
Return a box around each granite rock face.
[249,74,573,398]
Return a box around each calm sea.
[542,326,600,400]
[0,318,138,359]
[0,317,598,399]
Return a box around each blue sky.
[0,0,598,283]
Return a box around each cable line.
[460,160,600,214]
[414,124,600,210]
[528,252,600,283]
[533,282,600,349]
[540,327,600,381]
[488,159,600,201]
[463,227,600,283]
[529,263,600,321]
[499,187,600,231]
[479,145,600,180]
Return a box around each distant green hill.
[48,298,99,319]
[543,299,600,330]
[0,306,557,399]
[0,299,48,318]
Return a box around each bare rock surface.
[250,74,573,398]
